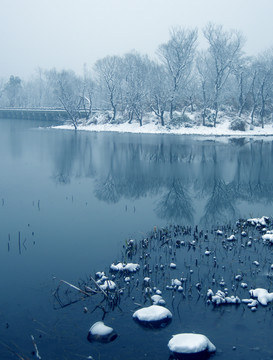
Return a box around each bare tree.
[203,23,245,125]
[158,27,198,119]
[46,69,83,130]
[80,65,94,122]
[196,51,214,125]
[147,62,169,126]
[121,52,151,126]
[94,56,122,121]
[248,52,273,127]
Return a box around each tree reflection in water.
[51,133,273,224]
[155,177,194,222]
[200,179,237,225]
[94,173,121,203]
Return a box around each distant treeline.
[0,23,272,129]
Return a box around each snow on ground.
[52,113,273,138]
[168,333,216,354]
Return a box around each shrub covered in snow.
[229,117,247,131]
[169,114,192,128]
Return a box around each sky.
[1,0,273,80]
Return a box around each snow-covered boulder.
[262,233,273,243]
[247,216,269,226]
[227,234,236,241]
[151,294,166,306]
[249,288,273,306]
[87,321,117,343]
[133,305,172,328]
[168,333,216,358]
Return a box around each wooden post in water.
[18,231,21,254]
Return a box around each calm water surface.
[0,118,272,359]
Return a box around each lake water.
[0,118,272,360]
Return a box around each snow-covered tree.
[4,75,23,107]
[203,23,245,125]
[121,52,151,126]
[158,27,198,119]
[147,62,169,126]
[94,56,123,121]
[46,69,83,129]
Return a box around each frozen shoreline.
[53,118,273,138]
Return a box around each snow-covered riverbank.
[53,113,273,137]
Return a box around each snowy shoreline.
[53,118,273,138]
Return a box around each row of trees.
[1,23,273,129]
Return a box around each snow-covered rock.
[210,290,240,305]
[249,288,273,306]
[110,262,124,271]
[110,262,140,272]
[247,216,269,226]
[133,305,172,328]
[168,333,216,355]
[125,263,140,272]
[262,233,273,243]
[151,294,166,306]
[87,321,117,343]
[227,234,236,241]
[172,279,182,287]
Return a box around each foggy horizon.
[1,0,273,80]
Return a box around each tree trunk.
[160,111,165,126]
[128,110,134,124]
[202,108,206,126]
[250,105,256,125]
[170,101,174,120]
